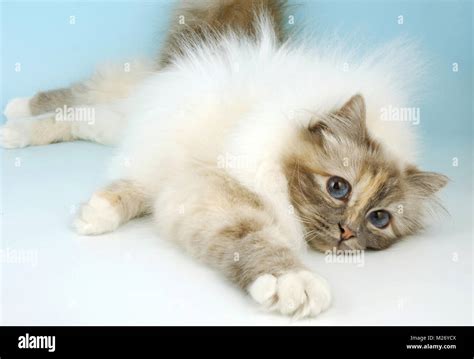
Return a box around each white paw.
[4,97,32,120]
[248,270,331,319]
[0,121,31,149]
[73,194,121,235]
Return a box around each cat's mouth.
[303,221,365,251]
[337,238,365,251]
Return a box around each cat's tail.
[157,0,290,67]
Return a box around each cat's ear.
[405,166,449,196]
[309,94,368,141]
[336,94,366,125]
[333,94,367,139]
[308,94,368,143]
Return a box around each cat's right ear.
[405,166,449,197]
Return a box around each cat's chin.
[309,238,365,253]
[337,239,365,251]
[308,239,340,253]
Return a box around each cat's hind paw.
[4,97,32,120]
[0,121,31,149]
[248,270,331,319]
[73,194,121,235]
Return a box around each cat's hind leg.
[0,115,74,149]
[1,103,126,148]
[4,97,33,120]
[4,87,74,121]
[2,87,91,148]
[74,179,152,235]
[2,60,154,148]
[4,60,154,120]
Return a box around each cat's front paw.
[0,121,31,149]
[248,270,331,319]
[73,194,121,235]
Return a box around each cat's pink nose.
[339,223,356,241]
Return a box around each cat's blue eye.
[368,210,391,228]
[326,176,351,200]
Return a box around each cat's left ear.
[405,166,449,196]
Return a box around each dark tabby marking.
[159,0,289,66]
[30,88,75,116]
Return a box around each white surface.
[1,141,472,325]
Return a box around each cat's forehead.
[348,170,401,208]
[318,140,378,182]
[294,123,404,196]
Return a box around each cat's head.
[283,94,448,252]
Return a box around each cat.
[1,0,447,318]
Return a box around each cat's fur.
[1,0,447,318]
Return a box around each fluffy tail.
[157,0,289,66]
